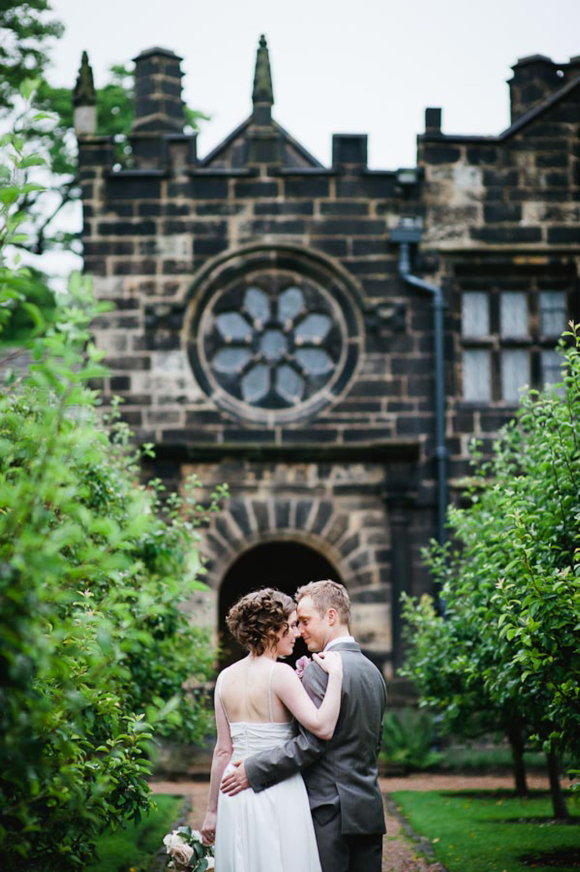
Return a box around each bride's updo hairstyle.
[226,588,295,655]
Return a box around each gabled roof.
[199,35,325,170]
[200,115,325,169]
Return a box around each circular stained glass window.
[188,270,359,423]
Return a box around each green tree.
[490,330,580,808]
[401,576,531,797]
[402,328,580,819]
[0,94,223,870]
[0,0,63,112]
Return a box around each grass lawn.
[392,789,580,872]
[87,794,183,872]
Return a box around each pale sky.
[48,0,580,169]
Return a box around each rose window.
[207,283,338,407]
[188,269,360,425]
[188,270,359,424]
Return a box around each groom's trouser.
[312,808,383,872]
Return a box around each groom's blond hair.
[296,579,351,625]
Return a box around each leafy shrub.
[0,89,224,870]
[380,708,443,772]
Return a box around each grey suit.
[245,641,387,872]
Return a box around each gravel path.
[149,773,555,871]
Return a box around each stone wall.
[77,44,580,679]
[419,54,580,484]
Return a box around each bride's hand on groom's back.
[312,651,343,678]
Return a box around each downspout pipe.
[396,241,448,546]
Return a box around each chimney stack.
[132,47,186,132]
[508,54,561,123]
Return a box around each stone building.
[74,41,580,684]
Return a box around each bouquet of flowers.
[163,825,215,871]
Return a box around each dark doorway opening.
[218,541,343,668]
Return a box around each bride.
[201,588,343,871]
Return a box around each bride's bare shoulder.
[219,659,247,682]
[273,662,296,680]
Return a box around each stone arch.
[202,492,386,591]
[198,492,393,672]
[217,540,342,667]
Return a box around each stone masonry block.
[295,500,314,530]
[310,501,333,535]
[340,532,362,558]
[92,276,126,298]
[157,235,192,258]
[251,500,269,532]
[323,514,349,545]
[228,498,253,539]
[275,500,291,530]
[470,226,542,243]
[547,226,580,243]
[254,201,314,216]
[312,218,385,237]
[150,350,188,374]
[233,180,280,198]
[283,177,330,198]
[97,220,157,236]
[320,202,370,216]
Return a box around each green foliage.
[490,336,580,756]
[0,0,63,112]
[393,790,579,872]
[438,743,547,774]
[402,327,580,807]
[401,586,516,743]
[0,99,57,340]
[87,794,182,872]
[34,63,135,179]
[0,101,223,871]
[0,269,55,346]
[380,708,443,772]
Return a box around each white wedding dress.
[215,673,322,872]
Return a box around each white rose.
[172,842,194,866]
[206,857,216,869]
[164,831,186,853]
[190,829,203,843]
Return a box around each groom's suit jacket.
[245,641,387,836]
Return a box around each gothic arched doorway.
[218,541,343,668]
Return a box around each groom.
[221,579,387,872]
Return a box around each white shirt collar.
[324,634,355,651]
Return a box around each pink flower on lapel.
[295,656,312,680]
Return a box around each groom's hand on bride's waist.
[221,761,250,795]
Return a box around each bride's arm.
[201,683,233,844]
[273,653,343,740]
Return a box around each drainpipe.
[391,232,448,546]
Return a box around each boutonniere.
[295,656,312,680]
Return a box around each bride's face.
[273,609,300,658]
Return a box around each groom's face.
[297,595,330,652]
